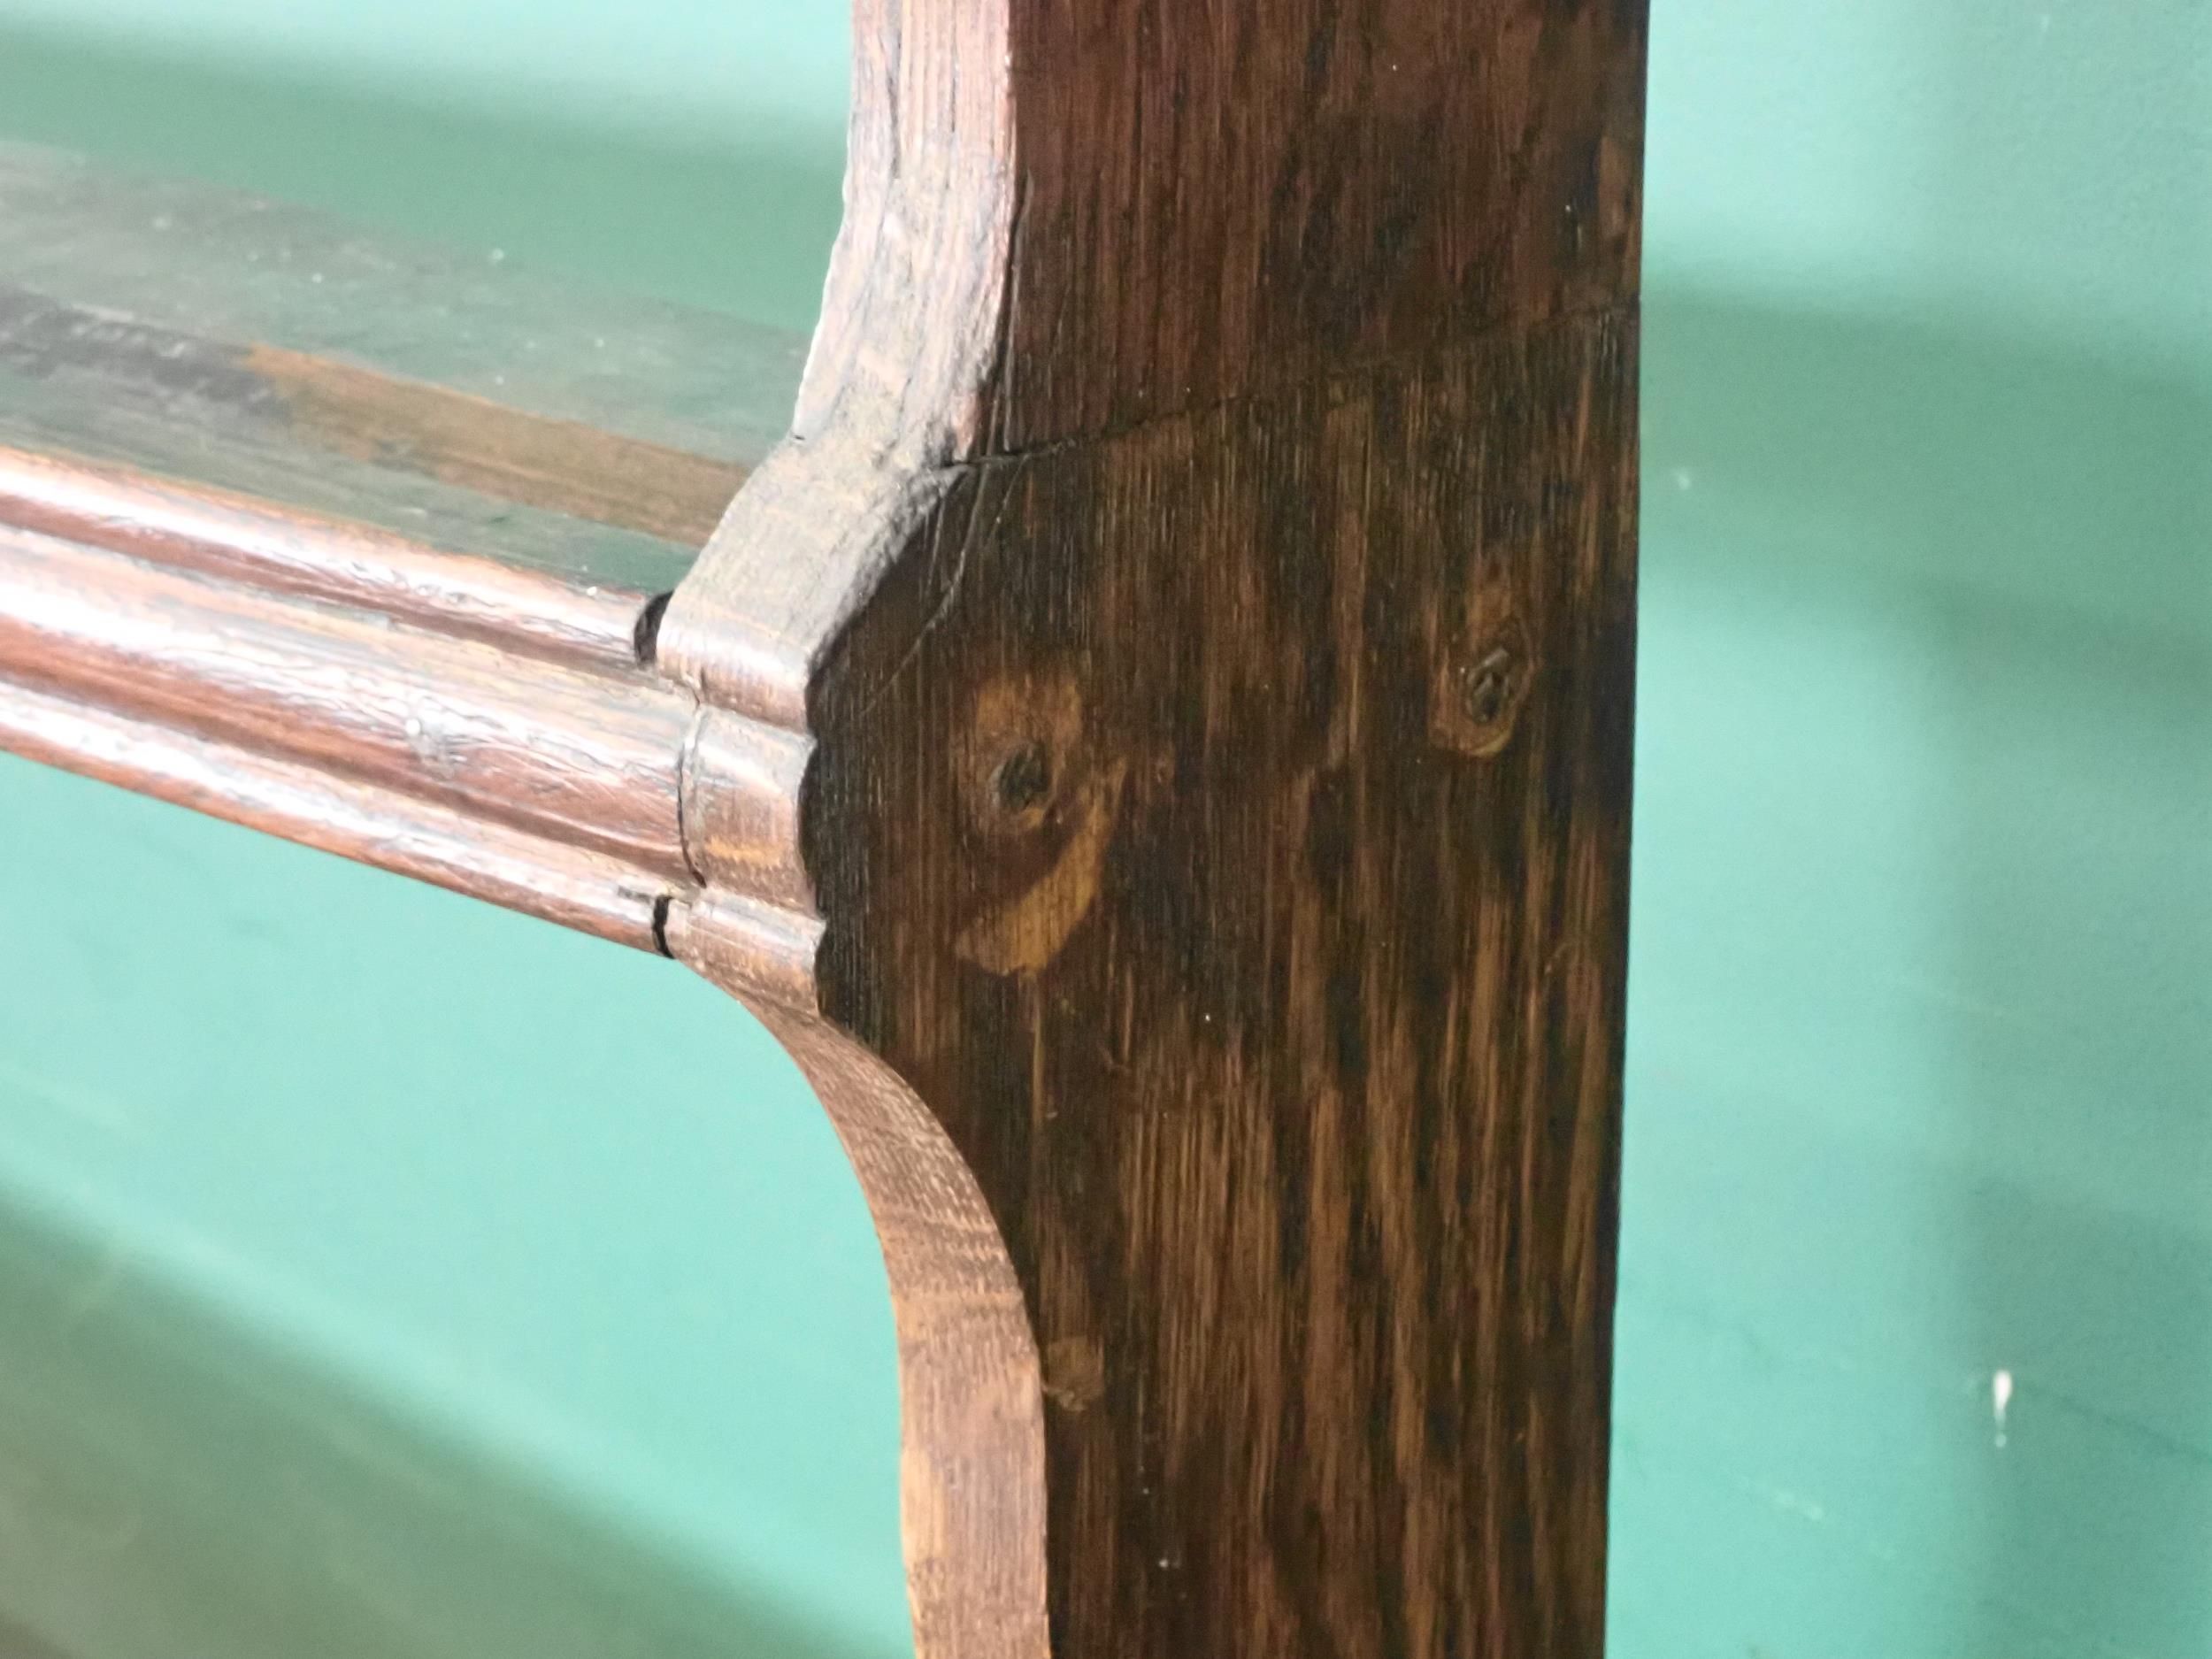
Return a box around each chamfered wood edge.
[669,894,1051,1659]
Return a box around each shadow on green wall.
[1616,280,2211,1657]
[0,1189,879,1659]
[0,26,844,332]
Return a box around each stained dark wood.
[0,4,1644,1653]
[663,4,1648,1658]
[983,0,1644,450]
[802,312,1637,1659]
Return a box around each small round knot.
[1432,624,1534,760]
[989,740,1054,817]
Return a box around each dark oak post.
[0,3,1643,1652]
[661,4,1648,1658]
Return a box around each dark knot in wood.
[988,738,1054,819]
[955,672,1126,975]
[1436,621,1536,760]
[1463,643,1524,729]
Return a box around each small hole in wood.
[990,741,1054,815]
[1463,646,1520,727]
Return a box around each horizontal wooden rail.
[0,446,659,669]
[0,144,823,962]
[0,515,687,902]
[0,673,673,949]
[0,465,827,974]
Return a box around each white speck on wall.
[1671,467,1695,491]
[1743,1481,1830,1527]
[1992,1368,2014,1448]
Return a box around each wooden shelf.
[0,2,1649,1651]
[0,144,816,954]
[0,142,801,570]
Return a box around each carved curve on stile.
[657,715,1052,1659]
[645,0,1056,1652]
[673,895,1051,1659]
[606,0,1644,1655]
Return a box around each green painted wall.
[0,4,2206,1655]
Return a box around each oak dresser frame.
[0,3,1648,1655]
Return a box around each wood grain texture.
[240,342,746,548]
[0,5,1643,1649]
[0,143,803,466]
[0,526,691,875]
[0,465,803,956]
[781,0,1642,456]
[0,674,677,949]
[0,143,808,595]
[982,0,1644,449]
[0,150,827,956]
[662,0,1644,700]
[801,312,1637,1659]
[663,3,1649,1657]
[0,445,656,671]
[666,910,1051,1659]
[0,282,725,594]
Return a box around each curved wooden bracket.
[661,4,1649,1657]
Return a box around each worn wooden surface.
[0,143,803,589]
[664,3,1649,1657]
[793,313,1640,1659]
[0,1,1645,1651]
[0,517,693,949]
[0,144,803,463]
[0,446,656,669]
[0,150,826,952]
